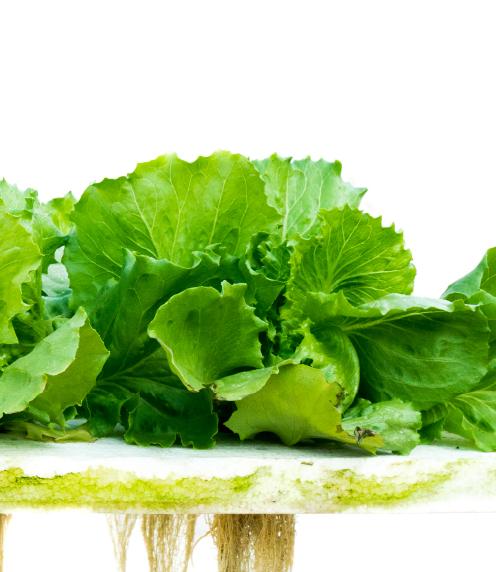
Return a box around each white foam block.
[0,437,493,513]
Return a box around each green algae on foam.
[0,467,258,511]
[295,462,463,511]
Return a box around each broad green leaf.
[225,364,380,452]
[0,308,108,423]
[149,282,267,397]
[121,376,217,448]
[212,360,295,401]
[85,344,218,448]
[82,382,131,438]
[293,324,360,410]
[342,398,422,454]
[0,210,41,343]
[219,233,291,362]
[0,180,75,372]
[444,247,496,300]
[477,366,496,391]
[306,293,489,409]
[444,248,496,389]
[287,207,415,310]
[0,180,75,270]
[65,152,279,313]
[417,249,496,445]
[445,390,496,451]
[28,312,109,424]
[84,357,218,448]
[81,249,221,448]
[95,249,220,374]
[148,282,273,399]
[443,250,496,349]
[253,155,366,240]
[32,197,75,271]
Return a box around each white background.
[1,1,496,571]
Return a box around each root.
[209,514,295,572]
[141,514,197,572]
[107,514,138,572]
[0,515,11,572]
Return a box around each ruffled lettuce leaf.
[0,308,108,427]
[444,389,496,451]
[0,180,76,358]
[64,152,279,314]
[94,249,221,374]
[79,250,221,447]
[286,206,415,311]
[0,179,75,270]
[3,154,491,454]
[63,154,380,448]
[252,155,366,240]
[0,208,41,344]
[239,232,290,317]
[1,419,93,442]
[120,368,217,448]
[444,247,496,301]
[437,248,496,449]
[302,293,489,409]
[225,364,382,452]
[285,210,487,419]
[84,363,217,449]
[292,323,360,411]
[149,282,277,400]
[342,398,422,454]
[444,247,496,367]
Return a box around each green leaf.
[445,390,496,451]
[306,293,489,409]
[28,312,109,424]
[0,178,38,213]
[0,209,41,343]
[0,308,109,424]
[149,282,269,398]
[65,152,279,313]
[42,263,72,319]
[287,206,415,310]
[0,419,93,442]
[84,358,218,448]
[253,155,366,240]
[240,233,290,316]
[81,382,131,438]
[423,248,496,449]
[293,324,360,411]
[0,180,75,270]
[212,360,294,401]
[342,398,422,454]
[95,249,220,374]
[0,180,75,367]
[122,376,217,448]
[444,247,496,300]
[43,193,76,236]
[443,248,496,390]
[225,364,380,452]
[420,403,448,443]
[80,249,221,448]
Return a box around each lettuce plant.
[0,153,492,454]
